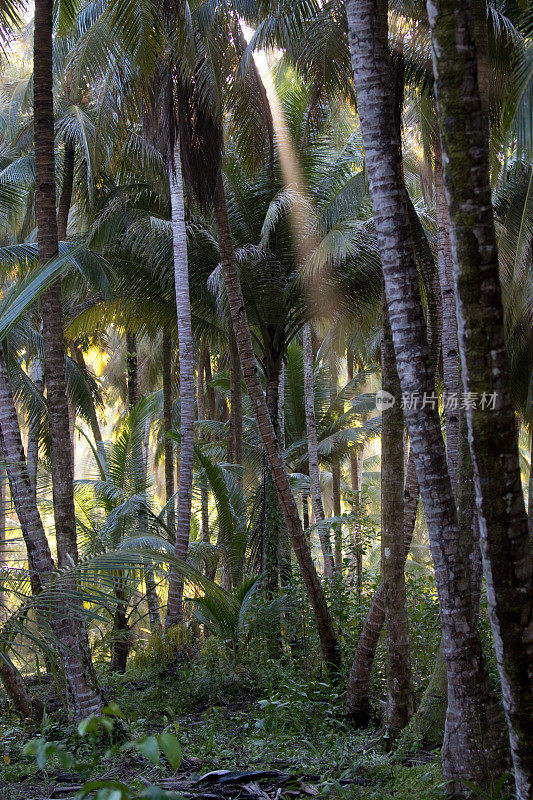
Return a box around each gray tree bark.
[345,1,510,790]
[427,2,533,795]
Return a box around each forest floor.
[0,660,444,800]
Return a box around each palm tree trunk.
[434,144,459,493]
[213,173,340,671]
[329,353,342,571]
[228,333,243,486]
[347,450,418,723]
[166,141,195,628]
[345,2,510,790]
[0,346,101,718]
[162,334,175,535]
[142,414,161,635]
[0,658,44,722]
[198,340,209,542]
[381,301,412,736]
[347,350,363,594]
[278,362,286,453]
[109,331,137,668]
[428,2,533,794]
[27,356,44,499]
[204,347,216,422]
[126,333,138,410]
[302,323,335,577]
[57,140,74,241]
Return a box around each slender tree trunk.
[0,347,101,718]
[27,357,44,499]
[381,301,412,736]
[347,450,418,723]
[126,333,138,411]
[198,341,210,543]
[109,331,138,669]
[330,353,343,571]
[162,335,175,535]
[278,362,286,454]
[146,572,161,634]
[33,0,100,717]
[204,348,216,422]
[302,490,310,542]
[58,140,76,475]
[213,174,340,671]
[110,586,129,673]
[166,142,195,628]
[302,323,335,577]
[345,2,510,790]
[57,140,75,242]
[265,370,282,654]
[428,2,533,794]
[228,333,243,486]
[142,415,161,635]
[347,350,363,594]
[434,145,459,493]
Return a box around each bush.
[133,625,198,671]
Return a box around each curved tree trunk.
[428,2,533,794]
[0,658,44,722]
[302,323,335,577]
[345,2,509,791]
[381,301,412,736]
[213,173,340,671]
[166,141,195,628]
[347,450,418,723]
[0,347,101,718]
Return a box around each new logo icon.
[376,390,396,412]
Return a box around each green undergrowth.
[0,652,446,800]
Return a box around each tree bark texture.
[166,142,195,628]
[345,1,510,790]
[427,1,533,794]
[0,346,101,718]
[381,301,412,736]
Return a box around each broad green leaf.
[135,735,160,764]
[156,732,182,771]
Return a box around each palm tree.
[33,0,102,717]
[428,1,533,793]
[166,139,195,629]
[344,0,509,792]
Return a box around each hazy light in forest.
[242,24,333,315]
